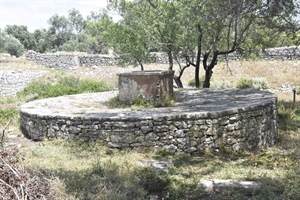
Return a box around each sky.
[0,0,115,32]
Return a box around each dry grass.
[1,55,300,199]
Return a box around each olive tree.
[106,0,300,87]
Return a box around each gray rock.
[198,179,262,195]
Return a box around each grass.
[0,58,300,199]
[16,75,113,101]
[13,100,299,199]
[107,95,177,109]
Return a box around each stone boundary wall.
[227,46,300,61]
[0,70,47,96]
[25,46,300,70]
[25,51,80,70]
[19,90,278,153]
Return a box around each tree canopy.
[106,0,300,87]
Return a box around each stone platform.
[19,89,278,153]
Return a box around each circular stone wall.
[19,89,278,153]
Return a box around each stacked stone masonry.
[20,89,278,153]
[25,46,300,70]
[0,70,47,96]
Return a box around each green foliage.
[0,31,25,57]
[136,167,170,193]
[0,96,19,105]
[4,25,36,50]
[236,78,254,89]
[0,107,19,125]
[17,76,112,101]
[58,39,87,52]
[188,76,206,88]
[236,78,268,89]
[278,101,300,131]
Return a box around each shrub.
[236,78,254,89]
[136,167,170,193]
[236,78,268,89]
[0,32,25,57]
[252,77,268,89]
[17,76,112,101]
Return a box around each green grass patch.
[16,75,113,101]
[0,107,19,125]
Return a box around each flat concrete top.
[20,89,277,120]
[118,70,174,76]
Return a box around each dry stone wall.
[19,89,278,153]
[79,55,116,67]
[227,46,300,61]
[0,70,47,96]
[25,50,80,70]
[25,46,300,69]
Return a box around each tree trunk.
[167,51,173,71]
[203,50,218,88]
[195,25,202,88]
[203,69,213,88]
[195,64,200,88]
[173,75,183,88]
[138,60,144,71]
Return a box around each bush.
[188,76,206,88]
[252,77,268,89]
[17,76,112,101]
[0,32,25,57]
[236,78,253,89]
[236,78,268,89]
[136,167,170,193]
